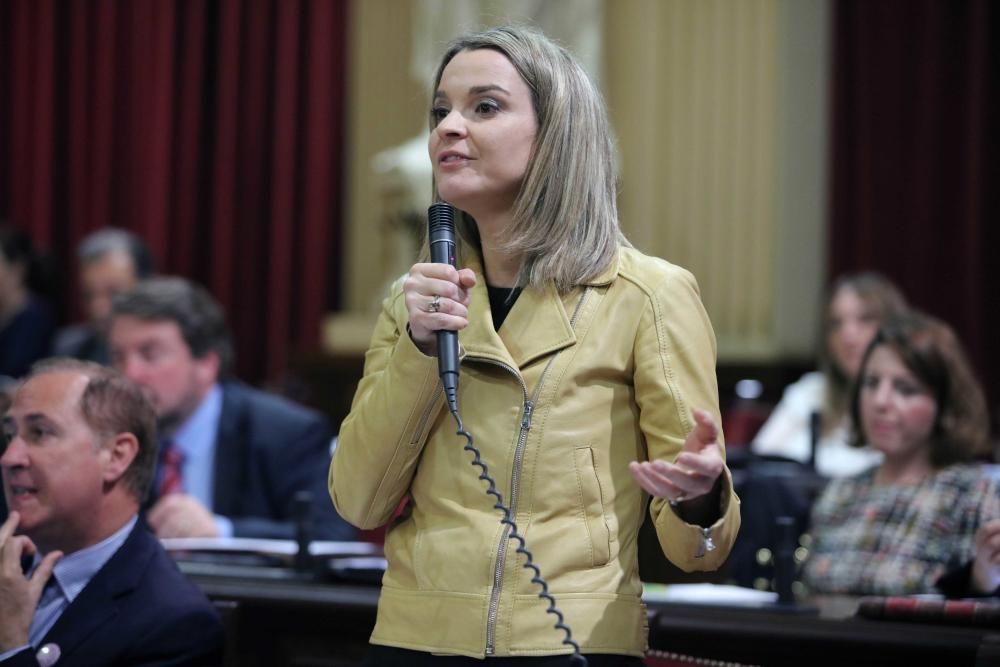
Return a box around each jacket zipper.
[482,288,591,655]
[481,358,548,655]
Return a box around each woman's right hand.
[403,262,477,355]
[971,518,1000,594]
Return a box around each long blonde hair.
[429,25,628,291]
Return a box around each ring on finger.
[669,492,687,507]
[427,295,442,313]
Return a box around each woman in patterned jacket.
[803,310,1000,595]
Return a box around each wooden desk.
[177,559,1000,667]
[179,560,379,667]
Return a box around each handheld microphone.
[428,202,459,413]
[426,202,584,664]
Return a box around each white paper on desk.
[642,583,778,605]
[329,557,388,571]
[309,541,382,557]
[160,537,381,558]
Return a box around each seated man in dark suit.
[108,277,355,541]
[52,228,155,365]
[0,359,223,666]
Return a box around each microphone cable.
[427,202,586,666]
[446,406,587,667]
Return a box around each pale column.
[606,0,829,361]
[343,0,424,316]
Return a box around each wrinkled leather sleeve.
[631,264,741,571]
[329,278,445,529]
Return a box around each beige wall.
[336,0,830,362]
[342,0,424,321]
[606,0,829,361]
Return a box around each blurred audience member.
[0,359,223,666]
[52,228,155,365]
[753,272,908,477]
[802,311,999,596]
[108,277,355,541]
[0,226,56,380]
[0,378,12,521]
[0,377,13,414]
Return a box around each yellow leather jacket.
[330,247,740,658]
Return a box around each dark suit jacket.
[5,521,223,667]
[152,381,355,542]
[0,297,56,379]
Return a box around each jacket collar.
[460,251,618,368]
[583,246,620,287]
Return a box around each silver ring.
[669,493,687,507]
[427,295,442,313]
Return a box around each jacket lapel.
[459,250,621,368]
[39,523,152,662]
[212,383,246,516]
[459,263,573,368]
[496,282,577,367]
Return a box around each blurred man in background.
[52,228,155,365]
[108,276,354,542]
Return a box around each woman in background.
[802,311,1000,596]
[331,25,739,665]
[0,225,55,379]
[753,271,908,477]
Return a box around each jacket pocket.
[573,446,612,567]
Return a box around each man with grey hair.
[0,360,223,666]
[51,228,155,365]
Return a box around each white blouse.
[752,372,882,477]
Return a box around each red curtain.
[0,0,348,384]
[829,0,999,412]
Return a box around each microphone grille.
[428,202,455,235]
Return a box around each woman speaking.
[331,25,740,666]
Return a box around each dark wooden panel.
[177,559,999,667]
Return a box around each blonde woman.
[331,26,740,665]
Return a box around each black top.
[487,285,522,331]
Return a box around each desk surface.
[649,597,1000,667]
[176,558,1000,667]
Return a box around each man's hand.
[0,512,62,651]
[147,494,220,538]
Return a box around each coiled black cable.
[448,407,587,667]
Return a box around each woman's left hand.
[629,408,725,506]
